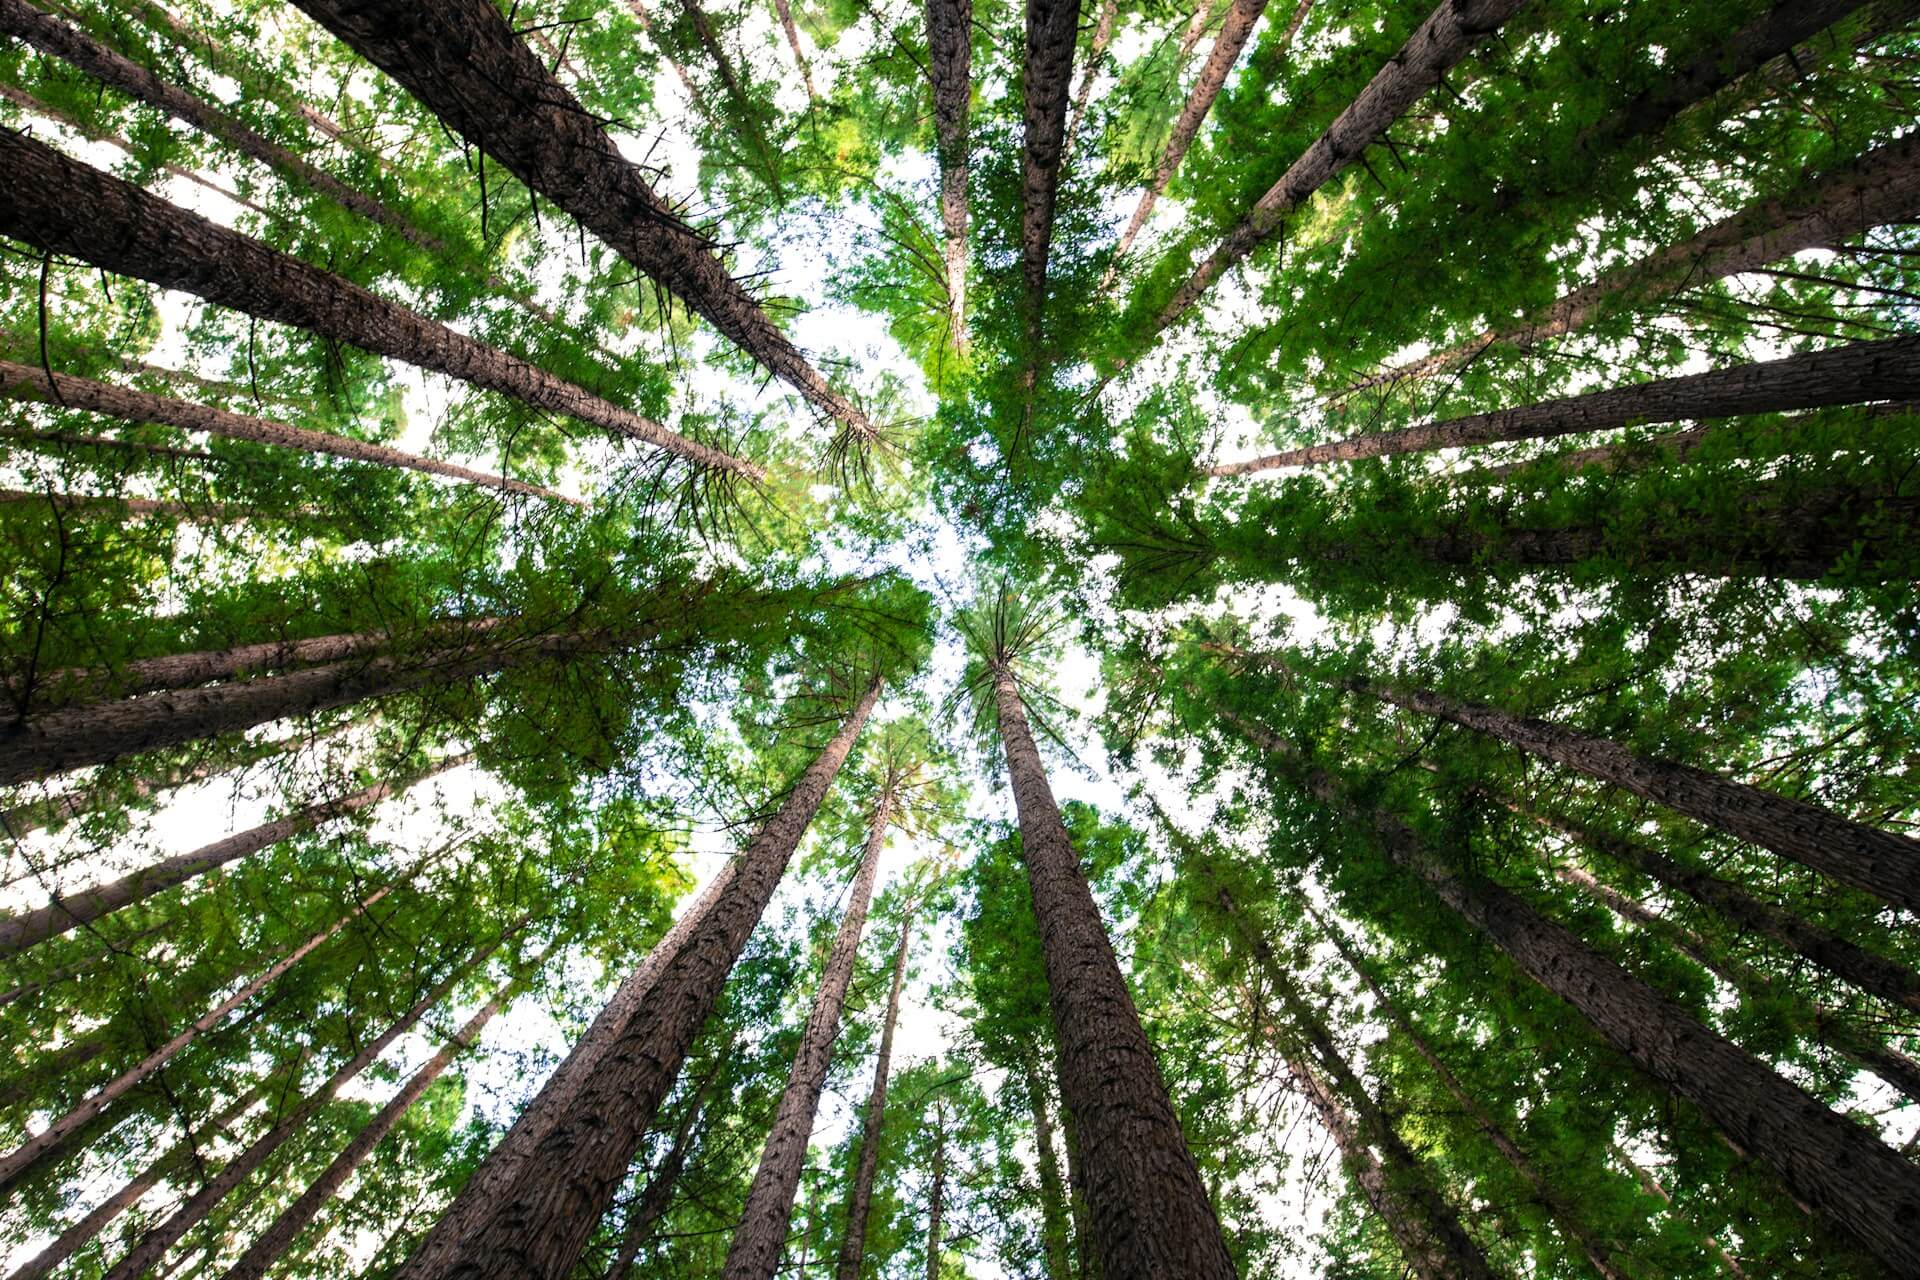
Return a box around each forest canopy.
[1,0,1917,1277]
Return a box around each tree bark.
[991,664,1236,1279]
[607,1063,720,1280]
[1342,133,1920,395]
[1609,1142,1750,1279]
[674,0,788,197]
[0,361,574,502]
[1023,1062,1075,1280]
[925,1100,946,1280]
[723,791,894,1280]
[1209,333,1920,474]
[1057,1083,1099,1280]
[0,754,465,957]
[1062,0,1118,167]
[400,677,882,1280]
[0,868,410,1196]
[0,130,755,478]
[216,948,550,1280]
[0,1034,109,1111]
[925,0,972,348]
[835,897,918,1280]
[1356,677,1920,914]
[102,931,512,1280]
[1152,0,1529,335]
[1226,712,1920,1276]
[288,0,871,440]
[1020,0,1083,322]
[771,0,819,101]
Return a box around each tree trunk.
[1609,1143,1750,1279]
[1343,133,1920,396]
[289,0,871,440]
[1020,0,1083,327]
[102,932,512,1280]
[835,898,918,1280]
[925,0,972,348]
[1226,712,1920,1276]
[607,1064,720,1280]
[0,754,466,957]
[925,1101,945,1280]
[399,677,882,1280]
[723,791,895,1280]
[0,924,166,1010]
[0,488,274,522]
[0,361,573,502]
[674,0,788,197]
[4,1056,300,1280]
[1356,676,1920,914]
[991,664,1236,1279]
[1152,0,1528,336]
[1062,0,1118,167]
[771,0,819,101]
[1307,903,1629,1280]
[1556,862,1920,1105]
[1057,1083,1100,1280]
[1209,333,1920,474]
[397,863,740,1278]
[216,948,549,1280]
[1026,1067,1075,1280]
[0,130,755,479]
[0,866,411,1196]
[1471,424,1713,479]
[0,1034,109,1111]
[2,426,216,465]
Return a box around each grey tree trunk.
[1019,0,1083,324]
[398,677,882,1280]
[1609,1143,1750,1279]
[925,1101,946,1280]
[1209,334,1920,474]
[723,792,895,1280]
[1062,0,1118,167]
[0,130,755,478]
[835,897,917,1280]
[925,0,973,347]
[771,0,819,100]
[991,664,1236,1279]
[289,0,871,440]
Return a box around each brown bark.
[1308,904,1629,1280]
[835,898,918,1280]
[1344,133,1920,396]
[2,425,216,465]
[1063,0,1118,166]
[992,664,1236,1279]
[400,677,882,1280]
[397,864,739,1278]
[1057,1085,1099,1280]
[723,791,894,1280]
[217,950,548,1280]
[925,0,972,347]
[1472,425,1713,480]
[771,0,819,101]
[925,1101,946,1280]
[1021,0,1083,322]
[1152,0,1529,335]
[0,131,755,478]
[0,487,270,522]
[0,754,464,957]
[102,932,512,1280]
[289,0,871,439]
[1609,1143,1750,1279]
[0,361,574,502]
[0,868,408,1196]
[1358,677,1920,915]
[607,1065,720,1280]
[1026,1068,1075,1280]
[1227,713,1920,1276]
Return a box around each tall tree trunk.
[1342,133,1920,396]
[835,898,918,1280]
[1609,1143,1750,1279]
[0,361,573,502]
[0,488,276,522]
[0,924,166,1010]
[1556,862,1920,1105]
[398,864,739,1278]
[723,791,895,1280]
[1062,0,1118,166]
[991,663,1236,1279]
[0,754,466,957]
[0,131,756,479]
[0,865,414,1196]
[1106,0,1308,279]
[1351,675,1920,914]
[1225,711,1920,1276]
[102,931,514,1280]
[607,1063,721,1280]
[217,946,553,1280]
[1026,1066,1075,1280]
[1306,903,1629,1280]
[771,0,819,101]
[626,0,724,127]
[400,677,882,1280]
[925,1101,946,1280]
[1209,333,1920,474]
[1057,1084,1100,1280]
[1020,0,1083,330]
[4,1055,303,1280]
[2,426,216,465]
[925,0,972,349]
[674,0,788,197]
[0,1035,109,1111]
[1150,0,1529,336]
[288,0,872,440]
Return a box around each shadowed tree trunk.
[991,662,1237,1278]
[1057,1084,1099,1280]
[289,0,871,439]
[0,1035,110,1111]
[1342,133,1920,396]
[0,361,574,502]
[1025,1062,1075,1280]
[0,924,165,1010]
[925,0,973,347]
[0,131,755,479]
[1209,334,1920,474]
[835,897,918,1280]
[103,931,516,1280]
[1020,0,1083,328]
[0,753,466,956]
[1224,709,1920,1275]
[398,677,882,1280]
[925,1100,946,1280]
[1150,0,1529,336]
[1062,0,1118,166]
[1610,1143,1750,1279]
[771,0,819,100]
[674,0,788,195]
[723,790,895,1280]
[607,1061,722,1280]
